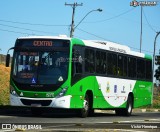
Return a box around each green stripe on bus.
[145,54,152,60]
[71,38,85,46]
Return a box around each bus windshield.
[11,39,70,90]
[12,51,69,85]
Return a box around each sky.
[0,0,160,57]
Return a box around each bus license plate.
[31,104,41,107]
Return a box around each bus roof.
[82,40,152,60]
[17,35,71,40]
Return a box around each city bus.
[6,35,153,117]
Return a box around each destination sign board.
[15,39,70,48]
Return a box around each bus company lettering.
[33,41,53,47]
[109,47,126,53]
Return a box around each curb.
[95,109,160,113]
[133,108,160,113]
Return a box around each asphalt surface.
[0,106,159,131]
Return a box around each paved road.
[0,108,159,131]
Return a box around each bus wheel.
[115,95,133,116]
[124,95,133,116]
[80,94,89,118]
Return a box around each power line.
[82,7,136,23]
[0,28,35,35]
[0,19,69,27]
[0,26,156,54]
[142,8,157,33]
[77,27,155,54]
[78,7,159,30]
[77,28,108,40]
[0,23,58,35]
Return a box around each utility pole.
[65,2,83,38]
[153,31,160,79]
[140,5,143,53]
[131,1,158,53]
[152,31,160,106]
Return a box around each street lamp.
[71,8,102,37]
[153,31,160,79]
[152,31,160,106]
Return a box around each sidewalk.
[95,108,160,113]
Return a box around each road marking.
[42,124,76,129]
[148,119,160,121]
[119,120,147,123]
[0,115,17,118]
[98,118,160,123]
[119,118,160,123]
[111,129,147,132]
[0,130,14,132]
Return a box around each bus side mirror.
[6,54,10,67]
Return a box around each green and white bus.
[6,35,153,117]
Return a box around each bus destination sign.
[33,41,53,47]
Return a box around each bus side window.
[71,46,83,85]
[117,55,127,77]
[137,59,145,80]
[145,60,152,81]
[101,52,106,74]
[72,46,83,76]
[123,56,127,77]
[128,57,136,78]
[75,50,82,73]
[96,51,106,74]
[85,49,95,73]
[96,51,100,73]
[107,53,117,76]
[118,55,123,76]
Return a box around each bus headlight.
[10,85,18,96]
[57,87,68,98]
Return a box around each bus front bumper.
[10,94,72,108]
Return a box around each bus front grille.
[20,99,52,106]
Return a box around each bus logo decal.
[58,76,63,82]
[106,82,110,93]
[114,85,117,93]
[130,84,132,91]
[121,86,126,93]
[32,78,36,84]
[20,92,23,96]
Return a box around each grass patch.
[0,64,10,105]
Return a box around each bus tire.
[80,94,89,118]
[115,95,133,116]
[124,95,133,116]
